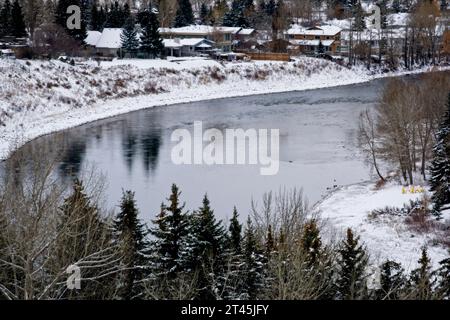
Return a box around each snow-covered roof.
[290,39,335,46]
[95,28,123,49]
[286,25,342,36]
[237,28,255,35]
[159,25,241,35]
[163,38,214,48]
[85,31,102,46]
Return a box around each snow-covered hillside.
[1,57,447,161]
[315,182,449,270]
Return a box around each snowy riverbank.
[314,181,450,270]
[0,57,447,160]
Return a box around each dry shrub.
[210,67,226,82]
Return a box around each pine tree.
[90,1,101,31]
[436,257,450,299]
[336,228,369,300]
[113,190,150,300]
[228,206,242,254]
[409,247,435,299]
[242,217,264,299]
[429,93,450,219]
[140,9,163,58]
[300,220,322,265]
[121,17,139,57]
[11,0,26,38]
[55,0,87,43]
[188,195,227,300]
[53,179,113,299]
[441,0,448,12]
[265,224,275,257]
[174,0,194,27]
[223,0,247,27]
[353,4,366,31]
[378,260,406,299]
[149,184,189,280]
[0,0,12,37]
[199,3,209,24]
[393,0,401,13]
[265,0,275,16]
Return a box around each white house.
[94,28,124,56]
[163,38,215,57]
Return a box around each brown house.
[285,25,342,55]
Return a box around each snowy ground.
[314,182,450,270]
[1,56,447,161]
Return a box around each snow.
[85,31,102,47]
[159,25,241,36]
[315,182,449,270]
[0,57,448,162]
[163,38,214,48]
[95,28,123,49]
[285,25,342,36]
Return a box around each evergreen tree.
[242,217,264,299]
[121,17,139,57]
[223,0,247,27]
[149,184,189,280]
[55,0,87,43]
[393,0,401,13]
[0,0,12,37]
[318,40,325,54]
[378,260,407,299]
[98,4,107,29]
[188,195,227,300]
[174,0,194,27]
[265,224,275,257]
[140,9,163,58]
[53,179,113,299]
[300,220,322,265]
[113,191,150,300]
[265,0,275,16]
[199,3,209,24]
[409,247,435,299]
[441,0,448,12]
[228,206,242,254]
[335,228,369,300]
[90,1,101,31]
[11,0,26,38]
[429,93,450,219]
[436,257,450,299]
[353,4,366,31]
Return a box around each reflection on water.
[10,80,388,221]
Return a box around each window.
[315,36,320,40]
[224,34,231,41]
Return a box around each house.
[94,28,123,56]
[0,48,15,59]
[285,25,342,55]
[159,25,241,52]
[163,38,215,57]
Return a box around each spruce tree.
[0,0,12,37]
[242,217,264,299]
[300,220,322,265]
[90,1,101,31]
[53,179,113,299]
[188,195,227,300]
[200,3,209,24]
[429,93,450,219]
[121,17,139,57]
[409,247,435,299]
[11,0,26,38]
[55,0,87,43]
[336,228,369,300]
[174,0,194,27]
[228,206,242,254]
[378,260,406,299]
[140,9,163,58]
[113,190,150,300]
[149,184,189,279]
[436,257,450,299]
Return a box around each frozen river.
[22,79,387,221]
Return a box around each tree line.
[0,146,449,299]
[358,71,450,215]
